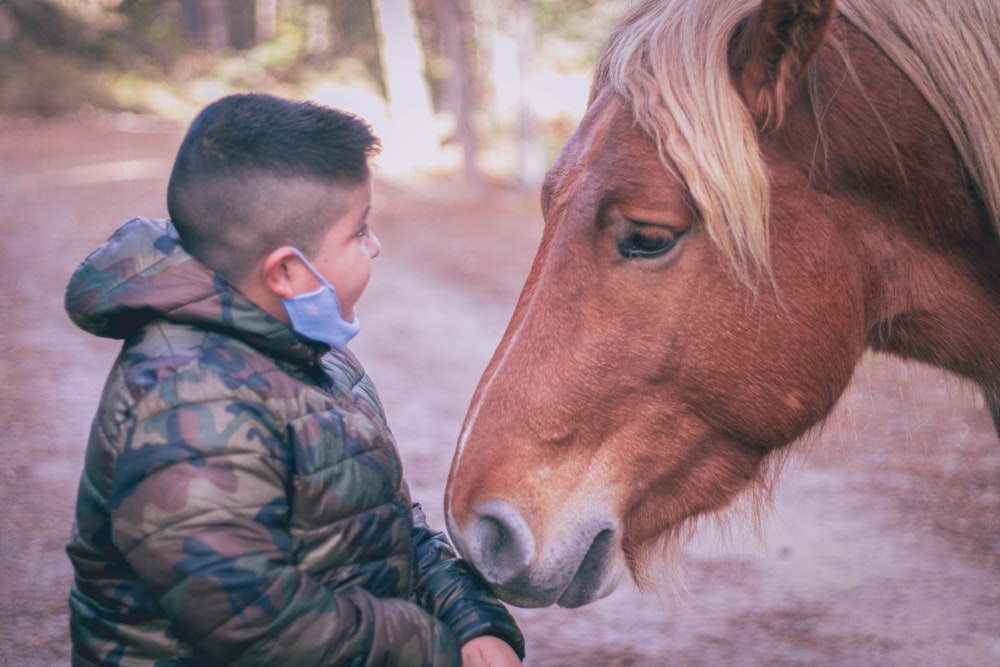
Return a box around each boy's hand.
[460,635,522,667]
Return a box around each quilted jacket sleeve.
[315,348,524,659]
[409,504,526,659]
[111,398,461,667]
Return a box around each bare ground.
[1,117,997,666]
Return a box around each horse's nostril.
[468,501,535,586]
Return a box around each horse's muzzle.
[447,499,624,608]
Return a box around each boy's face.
[303,177,379,319]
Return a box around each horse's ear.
[730,0,835,131]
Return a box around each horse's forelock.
[592,0,772,285]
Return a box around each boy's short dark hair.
[167,93,381,283]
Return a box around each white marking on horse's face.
[452,325,523,466]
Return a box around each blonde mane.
[837,0,1000,235]
[591,0,1000,281]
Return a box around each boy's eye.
[356,224,369,238]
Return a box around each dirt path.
[1,117,997,666]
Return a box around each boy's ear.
[261,246,299,300]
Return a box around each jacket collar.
[65,217,327,365]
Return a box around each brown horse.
[445,0,1000,610]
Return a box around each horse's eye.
[618,228,677,259]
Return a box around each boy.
[64,93,524,667]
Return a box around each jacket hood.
[65,217,321,363]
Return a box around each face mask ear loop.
[287,247,335,291]
[279,248,361,349]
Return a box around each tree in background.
[371,0,448,175]
[512,0,544,186]
[2,0,624,183]
[422,0,480,184]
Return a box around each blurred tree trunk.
[178,0,208,47]
[513,0,543,187]
[328,0,385,97]
[432,0,480,185]
[478,0,544,186]
[255,0,277,42]
[223,0,254,50]
[306,3,331,56]
[179,0,226,50]
[371,0,443,173]
[178,0,256,50]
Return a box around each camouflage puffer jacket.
[64,217,523,667]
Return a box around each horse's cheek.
[666,265,860,450]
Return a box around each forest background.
[0,0,627,184]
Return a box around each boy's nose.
[368,231,382,258]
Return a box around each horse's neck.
[869,227,1000,434]
[803,19,1000,419]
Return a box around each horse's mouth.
[556,528,622,608]
[484,528,622,608]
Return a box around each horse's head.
[446,0,999,608]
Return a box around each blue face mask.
[280,247,360,349]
